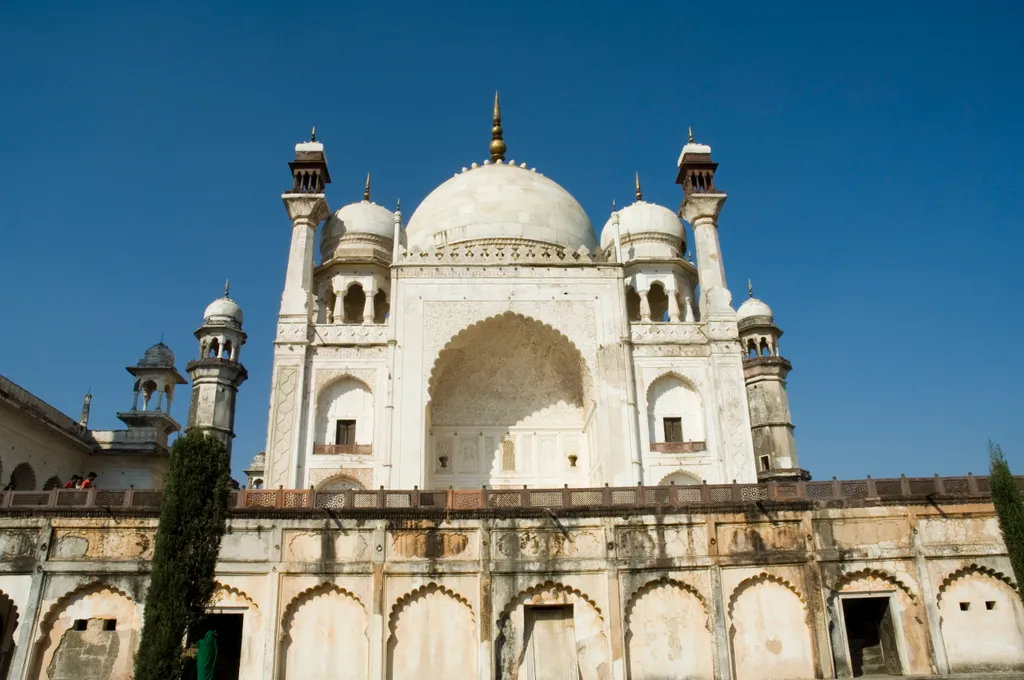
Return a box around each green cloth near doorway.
[196,630,218,680]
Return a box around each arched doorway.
[427,313,592,489]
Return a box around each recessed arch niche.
[427,313,592,489]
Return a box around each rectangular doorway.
[841,597,902,676]
[525,606,579,680]
[185,613,244,680]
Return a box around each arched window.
[10,463,36,490]
[251,478,264,490]
[343,284,366,324]
[140,380,157,410]
[314,378,374,453]
[648,283,669,322]
[760,338,771,357]
[625,286,642,322]
[223,340,233,360]
[373,289,389,324]
[208,339,220,359]
[647,374,706,451]
[747,340,758,359]
[43,475,62,490]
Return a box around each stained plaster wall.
[0,403,90,490]
[0,500,1022,680]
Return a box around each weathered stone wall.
[0,500,1021,680]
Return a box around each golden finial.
[363,172,371,201]
[748,279,753,298]
[490,91,506,162]
[612,198,617,212]
[224,278,230,298]
[311,126,317,142]
[635,172,643,201]
[688,127,694,143]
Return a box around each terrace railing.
[0,474,1017,513]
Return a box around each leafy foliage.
[133,431,231,680]
[989,442,1024,601]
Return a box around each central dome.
[405,163,596,252]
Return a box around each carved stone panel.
[268,367,300,486]
[389,530,477,560]
[615,524,707,558]
[283,530,371,562]
[493,529,602,560]
[717,521,804,556]
[49,529,155,561]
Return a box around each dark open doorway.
[184,613,244,680]
[842,597,901,676]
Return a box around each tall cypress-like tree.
[989,442,1024,601]
[134,430,231,680]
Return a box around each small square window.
[72,619,87,631]
[664,418,683,443]
[959,602,970,611]
[103,619,117,631]
[759,455,772,471]
[986,601,996,610]
[335,420,356,446]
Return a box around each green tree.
[134,430,231,680]
[989,441,1024,601]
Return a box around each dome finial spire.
[688,126,695,143]
[748,279,753,298]
[635,172,643,201]
[490,91,506,163]
[311,126,317,142]
[363,172,371,201]
[225,278,231,298]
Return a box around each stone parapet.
[0,474,1013,516]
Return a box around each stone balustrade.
[0,474,1015,514]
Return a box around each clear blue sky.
[1,1,1021,483]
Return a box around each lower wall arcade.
[0,500,1022,679]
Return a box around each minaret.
[79,390,92,428]
[737,283,809,481]
[263,131,331,487]
[677,129,729,317]
[280,128,331,323]
[117,343,187,447]
[185,282,248,459]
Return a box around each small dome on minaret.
[203,280,244,327]
[737,281,774,324]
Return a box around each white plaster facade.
[263,128,778,493]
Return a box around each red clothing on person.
[80,479,93,488]
[63,481,76,489]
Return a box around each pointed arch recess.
[316,372,374,398]
[211,581,259,609]
[625,576,709,628]
[34,582,136,646]
[280,582,365,642]
[427,311,593,401]
[831,568,916,601]
[644,370,704,407]
[727,572,805,623]
[937,563,1018,603]
[388,582,475,636]
[495,580,604,627]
